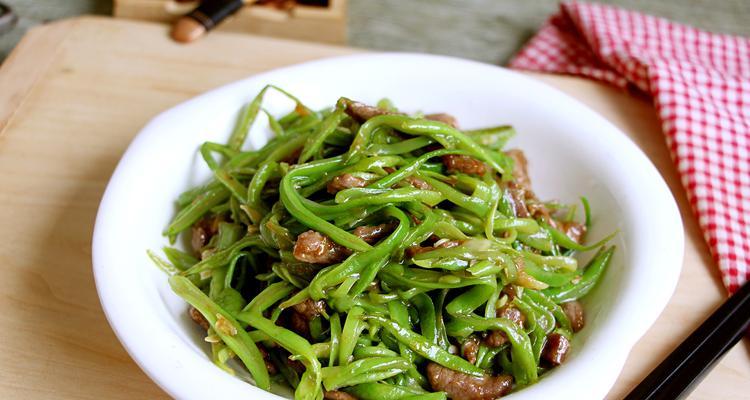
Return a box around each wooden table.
[0,16,747,399]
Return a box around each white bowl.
[93,53,683,400]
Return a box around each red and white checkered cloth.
[509,2,750,293]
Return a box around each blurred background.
[1,0,749,63]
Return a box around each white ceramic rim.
[92,53,684,400]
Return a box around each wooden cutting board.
[0,16,747,399]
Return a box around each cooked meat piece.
[426,362,513,400]
[343,99,392,121]
[191,215,222,253]
[561,301,585,332]
[405,175,433,190]
[257,345,278,375]
[324,391,358,400]
[502,285,519,301]
[498,304,525,326]
[327,173,369,194]
[504,149,531,189]
[287,357,306,374]
[442,154,487,176]
[188,306,210,331]
[461,336,480,364]
[505,182,531,218]
[352,223,395,244]
[542,333,571,366]
[293,298,327,321]
[527,200,554,222]
[485,305,525,347]
[293,231,351,264]
[289,310,310,337]
[483,330,507,347]
[558,220,587,244]
[191,226,209,254]
[425,113,459,128]
[405,245,432,257]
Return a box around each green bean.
[300,107,347,163]
[200,142,238,170]
[243,282,322,400]
[445,284,496,317]
[309,206,410,299]
[349,115,507,174]
[344,382,425,400]
[228,86,268,150]
[322,357,411,391]
[328,313,341,367]
[354,345,400,359]
[523,289,571,332]
[280,159,371,252]
[367,315,483,376]
[366,136,435,155]
[465,125,515,150]
[245,161,278,224]
[263,109,285,136]
[169,276,270,390]
[182,235,269,276]
[158,90,615,399]
[162,247,198,271]
[445,315,537,385]
[339,307,365,366]
[411,293,438,345]
[543,221,617,252]
[543,246,615,302]
[165,185,229,237]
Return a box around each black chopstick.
[624,280,750,400]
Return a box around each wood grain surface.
[0,16,747,400]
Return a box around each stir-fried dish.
[151,86,615,400]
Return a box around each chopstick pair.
[625,280,750,399]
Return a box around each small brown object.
[442,154,487,176]
[287,357,306,374]
[190,215,222,253]
[485,305,525,347]
[483,330,507,347]
[461,336,480,364]
[293,230,351,264]
[327,173,368,194]
[426,362,513,400]
[289,309,310,337]
[404,175,433,190]
[505,181,531,218]
[171,17,207,43]
[542,333,571,366]
[324,390,358,400]
[352,223,395,244]
[561,301,585,332]
[188,306,210,331]
[257,345,278,375]
[292,298,327,321]
[497,304,525,326]
[558,220,587,244]
[504,149,530,189]
[342,99,393,121]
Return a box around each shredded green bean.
[153,90,617,399]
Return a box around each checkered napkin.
[508,2,750,293]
